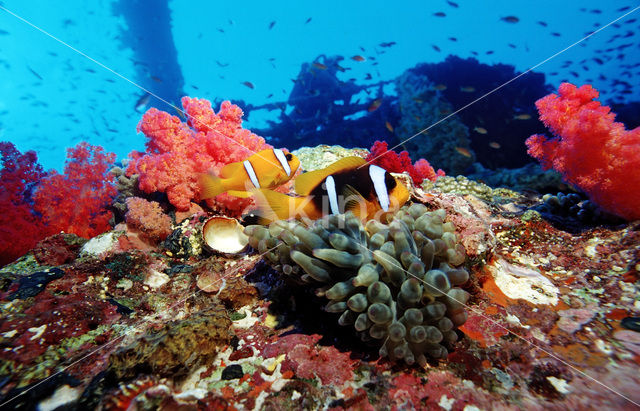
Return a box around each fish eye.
[285,153,293,161]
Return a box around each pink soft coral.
[366,140,444,184]
[127,97,272,215]
[526,83,640,220]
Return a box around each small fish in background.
[473,126,488,134]
[242,81,255,89]
[551,32,561,37]
[513,113,532,120]
[455,146,472,158]
[173,105,186,120]
[268,21,276,29]
[432,44,441,52]
[448,37,457,42]
[460,86,475,92]
[27,66,43,80]
[199,148,300,200]
[312,62,327,70]
[447,1,459,8]
[253,156,410,222]
[537,21,548,27]
[0,29,9,35]
[364,73,373,80]
[489,141,501,149]
[367,98,382,112]
[500,16,519,23]
[379,41,396,47]
[433,12,446,17]
[216,60,229,67]
[385,121,394,132]
[305,17,312,24]
[134,92,151,113]
[432,83,447,91]
[351,55,366,62]
[150,75,162,83]
[508,43,517,48]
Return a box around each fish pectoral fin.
[294,156,368,195]
[261,168,284,187]
[342,184,367,212]
[219,162,243,179]
[199,173,226,199]
[226,190,253,198]
[251,189,294,221]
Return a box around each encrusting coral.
[244,204,470,366]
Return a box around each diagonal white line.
[2,2,639,408]
[0,246,275,408]
[351,238,640,407]
[0,4,284,170]
[362,6,640,168]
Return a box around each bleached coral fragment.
[491,258,559,305]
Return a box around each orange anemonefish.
[251,156,409,222]
[199,148,300,199]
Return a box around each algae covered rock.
[109,304,232,378]
[244,204,470,366]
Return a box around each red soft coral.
[34,142,117,238]
[366,140,444,184]
[127,97,272,215]
[0,142,117,266]
[0,143,49,265]
[526,83,640,220]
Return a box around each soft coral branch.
[526,83,640,220]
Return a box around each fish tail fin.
[199,173,226,199]
[252,189,318,222]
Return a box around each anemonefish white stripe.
[243,160,261,188]
[369,165,390,211]
[325,175,339,214]
[273,148,291,176]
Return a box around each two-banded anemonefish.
[251,156,409,222]
[199,148,300,199]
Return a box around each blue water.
[0,0,638,171]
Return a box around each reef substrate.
[0,172,639,410]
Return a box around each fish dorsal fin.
[219,162,243,179]
[294,156,368,195]
[342,184,367,212]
